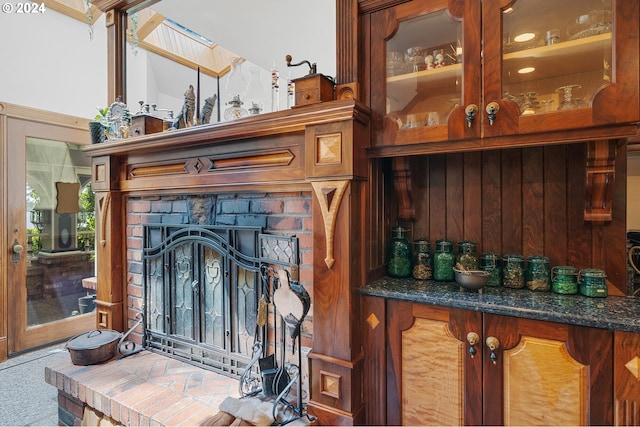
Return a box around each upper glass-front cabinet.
[370,0,639,149]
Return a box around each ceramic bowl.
[453,268,490,290]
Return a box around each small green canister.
[434,239,455,282]
[551,266,578,294]
[525,256,550,292]
[480,253,502,287]
[578,269,608,297]
[386,226,412,278]
[502,254,525,289]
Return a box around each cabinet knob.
[467,332,480,357]
[485,102,500,126]
[486,336,500,364]
[465,104,479,128]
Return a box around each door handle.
[12,239,24,263]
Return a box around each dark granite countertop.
[361,278,640,333]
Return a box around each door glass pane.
[502,0,612,115]
[26,138,95,326]
[386,9,463,128]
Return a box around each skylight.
[165,18,214,46]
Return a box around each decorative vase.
[246,66,265,115]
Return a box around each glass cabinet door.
[386,9,462,130]
[371,0,480,148]
[482,0,632,136]
[502,1,611,114]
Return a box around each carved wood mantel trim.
[585,139,617,222]
[311,180,350,268]
[86,99,371,426]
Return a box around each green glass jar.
[525,256,550,292]
[412,238,433,280]
[502,254,525,289]
[434,239,455,281]
[551,266,578,294]
[386,227,412,278]
[480,253,502,287]
[457,240,479,271]
[578,269,608,297]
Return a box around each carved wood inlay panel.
[625,356,640,379]
[503,336,587,426]
[320,370,342,399]
[316,134,342,165]
[402,317,464,426]
[127,151,296,179]
[311,180,349,268]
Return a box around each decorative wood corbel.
[584,139,616,222]
[311,180,349,269]
[393,157,415,221]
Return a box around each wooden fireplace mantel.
[85,98,371,425]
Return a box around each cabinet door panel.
[386,300,482,425]
[483,313,613,425]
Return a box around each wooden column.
[91,156,125,331]
[304,104,370,425]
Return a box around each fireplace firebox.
[142,224,299,378]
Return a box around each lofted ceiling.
[42,0,336,79]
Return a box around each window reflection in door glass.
[26,138,96,326]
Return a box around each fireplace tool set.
[239,264,314,425]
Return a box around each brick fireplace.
[127,193,313,372]
[47,99,371,425]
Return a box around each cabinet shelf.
[386,33,611,109]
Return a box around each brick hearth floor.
[46,350,241,426]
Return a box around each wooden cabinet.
[366,0,639,153]
[614,331,640,425]
[377,298,613,425]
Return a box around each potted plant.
[89,106,109,144]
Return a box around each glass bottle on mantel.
[386,226,412,278]
[412,238,433,280]
[223,57,248,121]
[270,62,280,112]
[246,66,265,115]
[434,239,455,282]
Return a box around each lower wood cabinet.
[365,297,613,425]
[614,331,640,425]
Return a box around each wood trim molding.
[0,102,90,131]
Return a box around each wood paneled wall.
[390,142,628,294]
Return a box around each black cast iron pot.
[66,329,121,365]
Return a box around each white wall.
[0,3,107,118]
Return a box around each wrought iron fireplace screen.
[142,224,298,378]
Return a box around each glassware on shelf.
[556,84,582,110]
[405,47,426,72]
[567,9,612,41]
[223,95,249,121]
[387,51,406,76]
[270,63,280,112]
[246,67,265,115]
[223,57,247,121]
